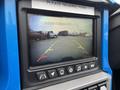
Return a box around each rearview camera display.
[27,13,93,66]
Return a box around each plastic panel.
[0,1,112,90]
[0,0,21,90]
[102,9,112,74]
[0,0,8,89]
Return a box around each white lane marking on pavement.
[43,40,57,55]
[72,39,89,54]
[37,40,58,62]
[73,40,84,50]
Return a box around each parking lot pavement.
[30,36,92,65]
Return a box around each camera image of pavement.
[30,36,92,65]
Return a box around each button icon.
[67,66,74,74]
[84,65,88,69]
[75,64,82,72]
[51,72,55,76]
[36,71,47,81]
[57,68,66,76]
[100,86,107,90]
[91,64,95,68]
[48,69,58,78]
[60,70,64,75]
[82,63,88,70]
[39,74,47,80]
[89,62,96,69]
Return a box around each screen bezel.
[23,8,98,68]
[18,1,102,89]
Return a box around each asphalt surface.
[30,36,92,65]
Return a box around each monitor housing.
[17,0,102,90]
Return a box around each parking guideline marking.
[72,40,84,50]
[43,40,57,55]
[72,39,89,54]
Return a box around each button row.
[36,61,96,81]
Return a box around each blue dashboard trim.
[0,0,21,90]
[102,9,112,74]
[0,1,113,90]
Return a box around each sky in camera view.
[28,14,93,35]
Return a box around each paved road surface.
[30,36,92,65]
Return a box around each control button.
[98,82,107,90]
[89,62,96,69]
[67,66,74,74]
[81,63,89,70]
[48,69,58,78]
[88,85,98,90]
[36,71,47,81]
[57,68,66,76]
[100,86,107,90]
[75,64,82,72]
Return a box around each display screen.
[27,13,93,66]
